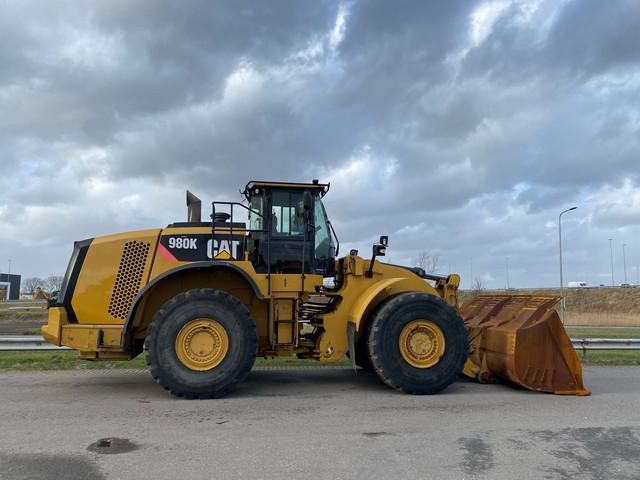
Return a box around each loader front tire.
[145,288,257,399]
[368,292,468,395]
[352,306,379,372]
[354,342,373,372]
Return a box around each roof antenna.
[186,190,202,222]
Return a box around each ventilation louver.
[108,241,150,319]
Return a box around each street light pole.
[608,239,614,287]
[506,257,510,290]
[559,207,577,323]
[7,259,11,276]
[622,244,628,284]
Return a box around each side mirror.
[373,244,386,257]
[366,235,389,277]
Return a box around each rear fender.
[120,262,265,349]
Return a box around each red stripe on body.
[157,243,178,262]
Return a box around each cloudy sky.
[1,0,639,289]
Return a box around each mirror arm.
[366,254,377,278]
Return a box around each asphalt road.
[1,366,639,480]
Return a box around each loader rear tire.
[368,292,468,395]
[145,288,257,399]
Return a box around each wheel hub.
[399,320,445,368]
[175,318,229,371]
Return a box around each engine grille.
[108,241,151,320]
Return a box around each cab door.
[267,189,312,273]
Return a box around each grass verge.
[21,328,42,335]
[0,302,48,323]
[578,350,640,366]
[565,326,640,339]
[0,351,351,371]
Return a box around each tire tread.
[145,288,257,399]
[368,292,469,395]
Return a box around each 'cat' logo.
[207,239,241,260]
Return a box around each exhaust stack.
[186,190,202,223]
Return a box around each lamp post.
[6,260,11,275]
[622,244,628,285]
[559,207,577,323]
[505,257,510,290]
[608,239,614,287]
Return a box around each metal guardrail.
[0,335,70,351]
[571,338,640,356]
[0,335,638,353]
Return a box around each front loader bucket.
[460,295,589,396]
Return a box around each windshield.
[314,197,334,261]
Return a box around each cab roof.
[243,180,330,199]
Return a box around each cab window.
[271,191,304,236]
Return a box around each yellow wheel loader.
[42,180,588,398]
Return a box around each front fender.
[319,275,437,360]
[349,277,437,332]
[348,278,404,330]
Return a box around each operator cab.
[243,180,337,276]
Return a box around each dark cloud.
[1,0,640,288]
[548,0,640,76]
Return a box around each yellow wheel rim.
[398,320,445,368]
[175,318,229,371]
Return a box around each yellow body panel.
[41,307,66,346]
[72,230,160,325]
[61,324,123,350]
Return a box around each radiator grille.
[108,241,151,320]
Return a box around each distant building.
[0,273,21,301]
